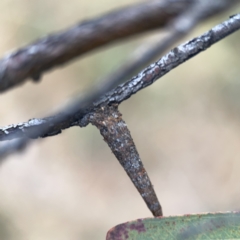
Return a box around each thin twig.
[1,14,240,142]
[100,0,238,87]
[0,0,193,92]
[89,105,162,216]
[0,138,29,161]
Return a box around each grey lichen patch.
[89,104,162,217]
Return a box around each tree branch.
[0,1,238,158]
[0,0,193,92]
[1,6,239,217]
[97,0,238,91]
[1,0,237,93]
[1,14,239,142]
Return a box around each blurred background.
[0,0,240,239]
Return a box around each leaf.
[106,212,240,240]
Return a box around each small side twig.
[89,105,162,217]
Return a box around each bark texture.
[1,14,240,141]
[0,0,192,92]
[89,105,162,217]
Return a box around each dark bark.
[0,0,193,92]
[89,105,162,216]
[1,0,237,93]
[1,14,240,142]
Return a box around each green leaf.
[107,212,240,240]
